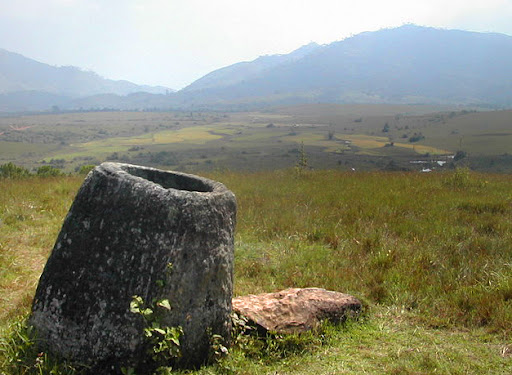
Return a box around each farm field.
[1,169,512,373]
[1,104,511,174]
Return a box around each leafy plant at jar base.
[129,295,183,374]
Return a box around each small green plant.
[129,294,182,373]
[208,330,229,364]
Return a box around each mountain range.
[2,25,512,112]
[0,48,171,111]
[0,48,171,97]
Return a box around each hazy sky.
[1,0,512,90]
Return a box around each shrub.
[409,132,425,142]
[76,164,96,175]
[443,167,485,189]
[454,150,467,161]
[0,163,30,179]
[36,166,64,177]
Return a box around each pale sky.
[1,0,512,90]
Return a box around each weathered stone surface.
[232,288,361,334]
[30,162,236,370]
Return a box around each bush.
[454,150,467,161]
[443,167,486,189]
[0,163,30,179]
[36,166,64,177]
[76,165,96,175]
[409,132,425,143]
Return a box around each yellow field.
[339,134,450,155]
[284,133,451,155]
[75,126,222,148]
[46,126,226,161]
[391,141,450,155]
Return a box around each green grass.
[221,170,512,329]
[178,312,511,374]
[1,169,512,373]
[0,176,80,323]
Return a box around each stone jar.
[30,162,236,370]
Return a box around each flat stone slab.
[232,288,361,334]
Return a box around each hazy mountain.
[179,25,512,108]
[182,42,321,92]
[3,25,512,112]
[0,48,173,111]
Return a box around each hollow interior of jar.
[121,165,213,192]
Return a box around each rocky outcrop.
[30,163,236,371]
[232,288,361,334]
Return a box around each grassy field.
[0,105,511,174]
[1,169,512,373]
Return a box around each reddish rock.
[232,288,361,334]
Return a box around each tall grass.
[209,169,512,332]
[0,176,82,323]
[1,169,512,373]
[2,170,512,331]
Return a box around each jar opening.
[121,165,213,192]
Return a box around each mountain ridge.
[182,42,321,92]
[178,25,512,108]
[0,48,172,98]
[2,25,512,112]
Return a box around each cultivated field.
[1,104,511,174]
